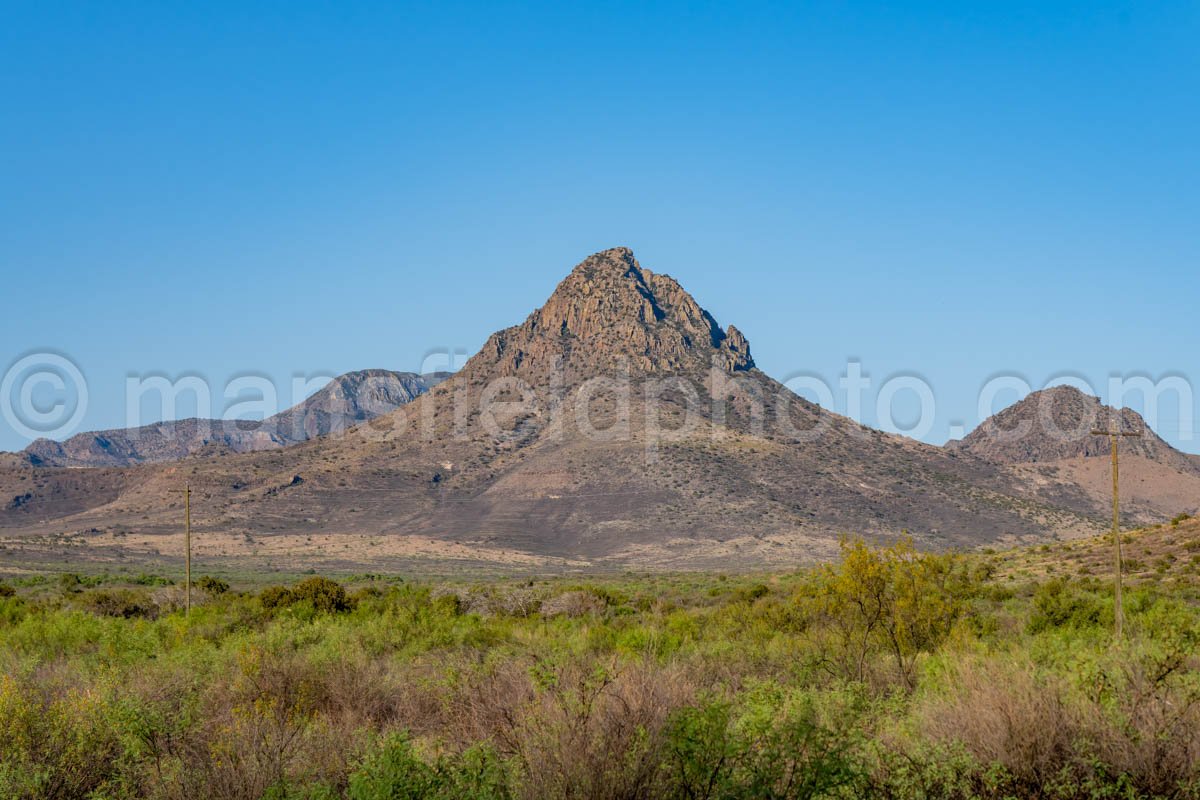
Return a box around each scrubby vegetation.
[2,535,1200,799]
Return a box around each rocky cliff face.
[949,385,1197,474]
[266,369,446,442]
[465,248,753,382]
[22,369,448,467]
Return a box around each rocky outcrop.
[267,369,446,442]
[466,247,753,381]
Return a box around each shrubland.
[1,530,1199,799]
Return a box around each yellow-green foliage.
[0,551,1197,799]
[0,674,126,799]
[797,537,971,687]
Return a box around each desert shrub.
[485,586,542,617]
[150,585,187,614]
[347,734,512,800]
[796,537,973,688]
[165,699,351,800]
[1094,600,1200,793]
[660,691,862,799]
[432,585,542,617]
[77,587,157,619]
[1028,579,1103,633]
[291,577,354,613]
[733,583,771,603]
[0,583,14,598]
[897,624,1200,800]
[131,573,174,586]
[261,585,295,610]
[911,657,1084,795]
[450,656,697,800]
[2,544,1199,800]
[1171,513,1192,527]
[540,590,607,618]
[259,577,354,614]
[198,575,230,596]
[0,675,127,799]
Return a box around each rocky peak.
[951,385,1196,473]
[467,247,754,379]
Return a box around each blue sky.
[2,1,1197,452]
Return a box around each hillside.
[993,513,1200,584]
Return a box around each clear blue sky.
[2,1,1197,453]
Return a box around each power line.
[1091,420,1142,641]
[169,484,192,615]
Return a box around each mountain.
[0,248,1188,571]
[948,385,1200,529]
[466,247,754,382]
[21,370,449,468]
[949,385,1199,475]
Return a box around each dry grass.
[909,653,1200,798]
[445,656,701,800]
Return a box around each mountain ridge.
[21,369,449,468]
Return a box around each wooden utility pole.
[170,484,192,614]
[1091,420,1141,640]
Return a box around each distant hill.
[948,385,1199,475]
[21,369,449,468]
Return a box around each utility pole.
[1091,419,1141,640]
[170,484,192,614]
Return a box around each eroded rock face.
[468,247,754,380]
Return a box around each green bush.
[661,694,862,799]
[197,575,230,596]
[733,583,771,603]
[796,537,973,687]
[0,676,126,799]
[77,588,156,619]
[348,734,512,800]
[292,576,354,613]
[261,577,354,613]
[130,573,173,586]
[1028,578,1103,632]
[261,584,295,609]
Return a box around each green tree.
[798,537,970,688]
